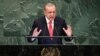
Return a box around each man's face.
[44,6,56,20]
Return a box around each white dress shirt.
[45,16,54,29]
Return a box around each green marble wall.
[0,0,100,45]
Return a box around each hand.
[63,25,72,37]
[32,27,42,37]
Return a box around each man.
[27,3,72,45]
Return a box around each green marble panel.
[0,0,100,45]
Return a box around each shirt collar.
[45,16,54,24]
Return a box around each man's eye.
[49,12,52,13]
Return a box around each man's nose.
[50,13,54,16]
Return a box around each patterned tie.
[48,20,53,40]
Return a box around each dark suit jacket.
[27,16,72,45]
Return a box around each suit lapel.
[53,17,59,36]
[41,16,50,36]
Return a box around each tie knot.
[49,20,52,24]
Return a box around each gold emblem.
[41,47,60,56]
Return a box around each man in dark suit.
[27,3,72,45]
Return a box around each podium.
[1,35,100,45]
[26,36,100,45]
[26,36,75,45]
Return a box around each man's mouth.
[50,16,54,19]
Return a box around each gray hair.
[44,3,56,10]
